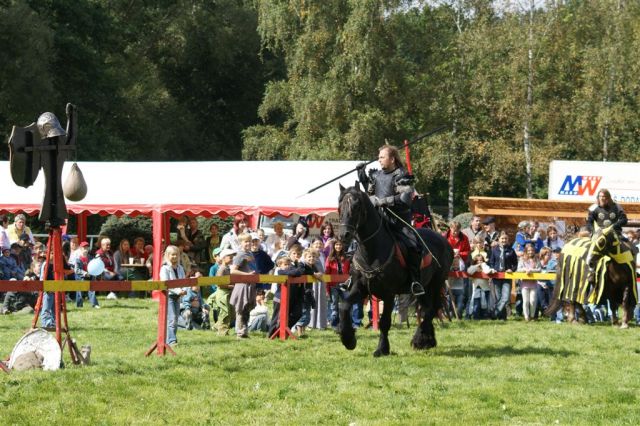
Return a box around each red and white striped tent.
[0,161,364,278]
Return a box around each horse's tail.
[544,253,564,317]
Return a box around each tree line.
[2,0,639,217]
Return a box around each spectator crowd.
[1,212,640,348]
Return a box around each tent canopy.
[0,161,365,218]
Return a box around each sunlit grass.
[1,298,639,425]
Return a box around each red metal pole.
[152,210,170,355]
[52,227,64,346]
[403,139,412,175]
[371,296,379,331]
[77,212,87,243]
[279,281,290,340]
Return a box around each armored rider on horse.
[356,144,425,296]
[585,188,628,282]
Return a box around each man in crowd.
[462,216,486,256]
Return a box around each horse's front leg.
[373,297,393,357]
[412,293,438,350]
[620,287,631,329]
[338,285,360,350]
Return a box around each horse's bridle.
[338,193,383,244]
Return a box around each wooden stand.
[30,226,84,366]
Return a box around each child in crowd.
[470,235,487,262]
[309,239,327,330]
[536,247,554,318]
[207,247,222,302]
[211,248,236,336]
[248,289,269,332]
[267,254,290,336]
[517,243,541,322]
[292,248,323,337]
[448,249,466,319]
[324,239,351,331]
[160,245,188,347]
[251,233,274,291]
[229,233,257,339]
[466,254,495,319]
[181,285,210,330]
[268,245,306,337]
[73,242,99,308]
[489,231,518,320]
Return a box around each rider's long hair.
[379,144,405,169]
[597,188,613,207]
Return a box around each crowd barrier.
[2,271,638,357]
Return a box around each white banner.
[549,160,640,203]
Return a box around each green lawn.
[1,298,639,425]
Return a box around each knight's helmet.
[36,112,66,139]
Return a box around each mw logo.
[558,175,602,196]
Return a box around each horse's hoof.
[341,334,357,350]
[373,349,389,357]
[411,334,436,350]
[620,323,629,329]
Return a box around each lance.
[299,125,447,197]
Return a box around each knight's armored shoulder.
[396,171,415,186]
[588,203,598,212]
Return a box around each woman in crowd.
[7,214,35,245]
[160,245,187,347]
[220,217,248,251]
[229,233,257,339]
[443,221,471,265]
[113,238,132,278]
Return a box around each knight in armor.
[357,144,425,296]
[586,189,627,235]
[585,188,627,281]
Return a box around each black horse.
[337,183,453,356]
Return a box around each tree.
[244,0,406,161]
[0,0,56,150]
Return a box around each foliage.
[1,299,640,424]
[245,0,640,215]
[0,0,274,162]
[2,1,640,217]
[99,215,153,247]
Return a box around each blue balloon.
[87,258,105,276]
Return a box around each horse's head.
[337,182,371,247]
[586,226,618,265]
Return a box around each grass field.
[1,297,639,425]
